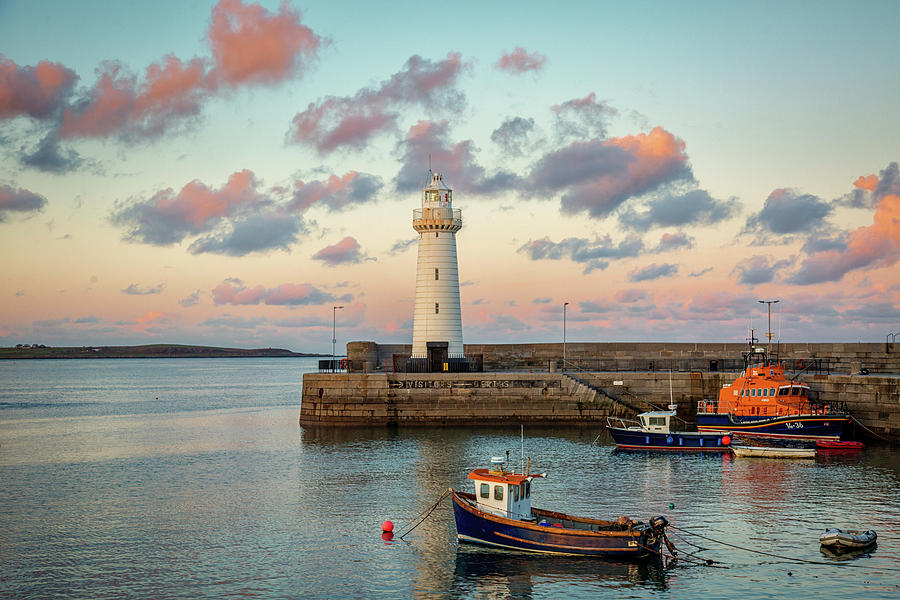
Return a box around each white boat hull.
[731,445,815,459]
[819,528,877,550]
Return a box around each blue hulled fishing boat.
[607,404,732,452]
[451,457,669,558]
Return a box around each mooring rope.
[397,488,452,540]
[850,415,889,441]
[670,524,899,571]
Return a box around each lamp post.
[332,305,344,372]
[563,302,569,371]
[757,299,779,353]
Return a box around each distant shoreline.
[0,344,329,360]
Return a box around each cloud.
[615,289,648,303]
[731,254,793,285]
[389,237,417,254]
[110,169,270,245]
[200,314,267,329]
[211,278,343,306]
[312,236,367,266]
[517,234,643,274]
[532,297,552,304]
[529,126,692,218]
[788,163,900,285]
[74,315,101,324]
[579,299,614,314]
[188,209,303,255]
[496,47,547,74]
[620,189,739,231]
[208,0,320,86]
[0,54,77,119]
[689,266,713,277]
[0,185,47,222]
[837,162,898,209]
[132,309,172,333]
[552,92,616,141]
[744,188,832,236]
[20,134,84,173]
[179,290,202,307]
[394,119,520,194]
[653,231,694,252]
[628,263,678,282]
[122,283,165,295]
[290,171,382,212]
[490,116,534,156]
[288,53,465,153]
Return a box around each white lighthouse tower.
[411,171,463,369]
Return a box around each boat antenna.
[521,423,525,475]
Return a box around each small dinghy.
[815,440,865,450]
[819,528,877,551]
[731,445,815,459]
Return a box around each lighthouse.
[411,171,464,371]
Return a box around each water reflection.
[450,547,667,599]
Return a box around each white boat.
[819,528,877,551]
[730,445,816,459]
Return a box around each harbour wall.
[299,371,900,439]
[347,341,900,374]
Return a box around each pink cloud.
[0,54,76,119]
[208,0,320,86]
[312,236,365,266]
[212,278,342,305]
[496,47,547,74]
[111,170,267,245]
[790,165,900,284]
[0,184,47,221]
[290,171,383,212]
[60,56,210,139]
[288,53,465,153]
[132,309,171,333]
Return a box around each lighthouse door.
[426,342,449,373]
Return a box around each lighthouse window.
[480,483,490,498]
[435,232,439,238]
[435,268,439,280]
[494,485,504,501]
[435,303,439,314]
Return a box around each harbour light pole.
[757,299,779,352]
[332,305,344,372]
[563,302,569,371]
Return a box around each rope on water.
[670,524,899,571]
[850,415,889,441]
[397,488,452,540]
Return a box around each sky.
[1,0,899,353]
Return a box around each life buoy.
[339,358,348,370]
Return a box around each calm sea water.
[1,358,898,599]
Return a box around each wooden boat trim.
[493,531,640,552]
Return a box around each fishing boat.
[819,528,877,551]
[607,404,732,452]
[451,457,670,558]
[730,445,816,459]
[815,440,865,451]
[696,343,850,441]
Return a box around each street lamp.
[563,302,569,371]
[332,305,344,372]
[757,299,779,353]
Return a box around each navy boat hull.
[696,412,849,441]
[608,427,731,452]
[451,491,664,558]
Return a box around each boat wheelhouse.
[451,457,669,558]
[696,345,850,441]
[607,404,731,452]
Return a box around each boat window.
[480,483,490,498]
[648,417,667,426]
[525,480,530,498]
[513,486,519,502]
[770,388,775,396]
[779,387,789,396]
[791,387,800,396]
[494,485,504,501]
[801,388,808,397]
[751,388,756,397]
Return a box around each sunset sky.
[2,0,899,352]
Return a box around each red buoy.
[382,520,394,533]
[722,435,731,446]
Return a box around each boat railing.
[606,416,641,430]
[698,397,850,417]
